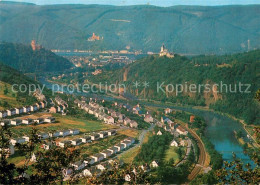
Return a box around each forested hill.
[0,42,73,73]
[0,2,259,54]
[92,50,260,125]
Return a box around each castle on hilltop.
[159,44,174,58]
[88,33,102,41]
[31,40,42,51]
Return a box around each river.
[40,78,254,165]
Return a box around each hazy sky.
[4,0,260,6]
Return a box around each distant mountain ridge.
[0,3,259,54]
[0,42,73,73]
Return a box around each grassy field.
[0,82,22,110]
[164,146,180,164]
[10,113,118,137]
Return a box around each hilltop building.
[88,33,102,41]
[159,44,174,58]
[31,40,42,51]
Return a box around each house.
[170,140,178,147]
[0,120,10,126]
[34,118,44,124]
[71,161,85,171]
[59,130,71,137]
[15,108,23,115]
[125,174,131,182]
[96,164,106,171]
[98,131,108,139]
[91,134,100,141]
[102,161,113,171]
[0,111,7,118]
[58,140,71,148]
[121,140,131,148]
[114,143,125,151]
[157,130,163,135]
[83,167,102,177]
[80,136,91,143]
[107,130,116,136]
[130,120,138,128]
[84,157,95,165]
[190,115,195,123]
[104,116,114,124]
[30,153,37,162]
[33,105,38,111]
[22,136,30,142]
[7,109,16,116]
[124,137,135,145]
[70,129,80,135]
[91,153,104,163]
[71,139,82,146]
[163,124,171,131]
[180,140,186,147]
[140,164,150,172]
[44,117,56,123]
[176,126,188,135]
[144,114,153,123]
[88,107,95,115]
[49,106,59,113]
[38,133,49,140]
[10,137,26,145]
[0,145,15,157]
[62,168,73,177]
[165,108,172,114]
[41,142,54,150]
[40,101,46,108]
[124,117,131,126]
[10,119,22,126]
[35,103,42,109]
[22,118,34,125]
[107,147,119,155]
[100,150,112,158]
[29,105,35,112]
[150,160,159,168]
[49,131,60,138]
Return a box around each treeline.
[134,127,172,164]
[94,50,260,125]
[0,42,72,73]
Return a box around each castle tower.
[31,40,36,51]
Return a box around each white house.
[121,141,131,148]
[80,136,91,143]
[100,150,112,158]
[114,143,125,151]
[124,137,135,145]
[130,120,138,128]
[170,140,178,147]
[107,130,116,136]
[91,134,100,141]
[71,139,82,146]
[60,130,71,137]
[0,120,10,126]
[7,109,16,116]
[157,130,163,135]
[144,114,153,123]
[50,131,60,138]
[125,174,131,182]
[15,108,23,115]
[58,140,71,148]
[30,153,37,162]
[22,119,34,125]
[10,119,22,126]
[124,117,131,126]
[38,133,49,140]
[44,117,56,123]
[22,136,30,142]
[99,131,108,139]
[91,153,104,163]
[96,164,106,171]
[150,160,159,168]
[70,129,80,135]
[107,147,119,155]
[83,167,102,177]
[0,111,7,118]
[34,118,44,124]
[10,137,26,145]
[104,116,114,124]
[71,161,85,171]
[176,126,188,135]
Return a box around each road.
[115,124,155,159]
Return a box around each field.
[164,146,180,164]
[10,113,118,137]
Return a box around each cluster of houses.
[56,130,117,148]
[0,117,55,126]
[74,99,139,128]
[62,137,135,178]
[0,101,47,119]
